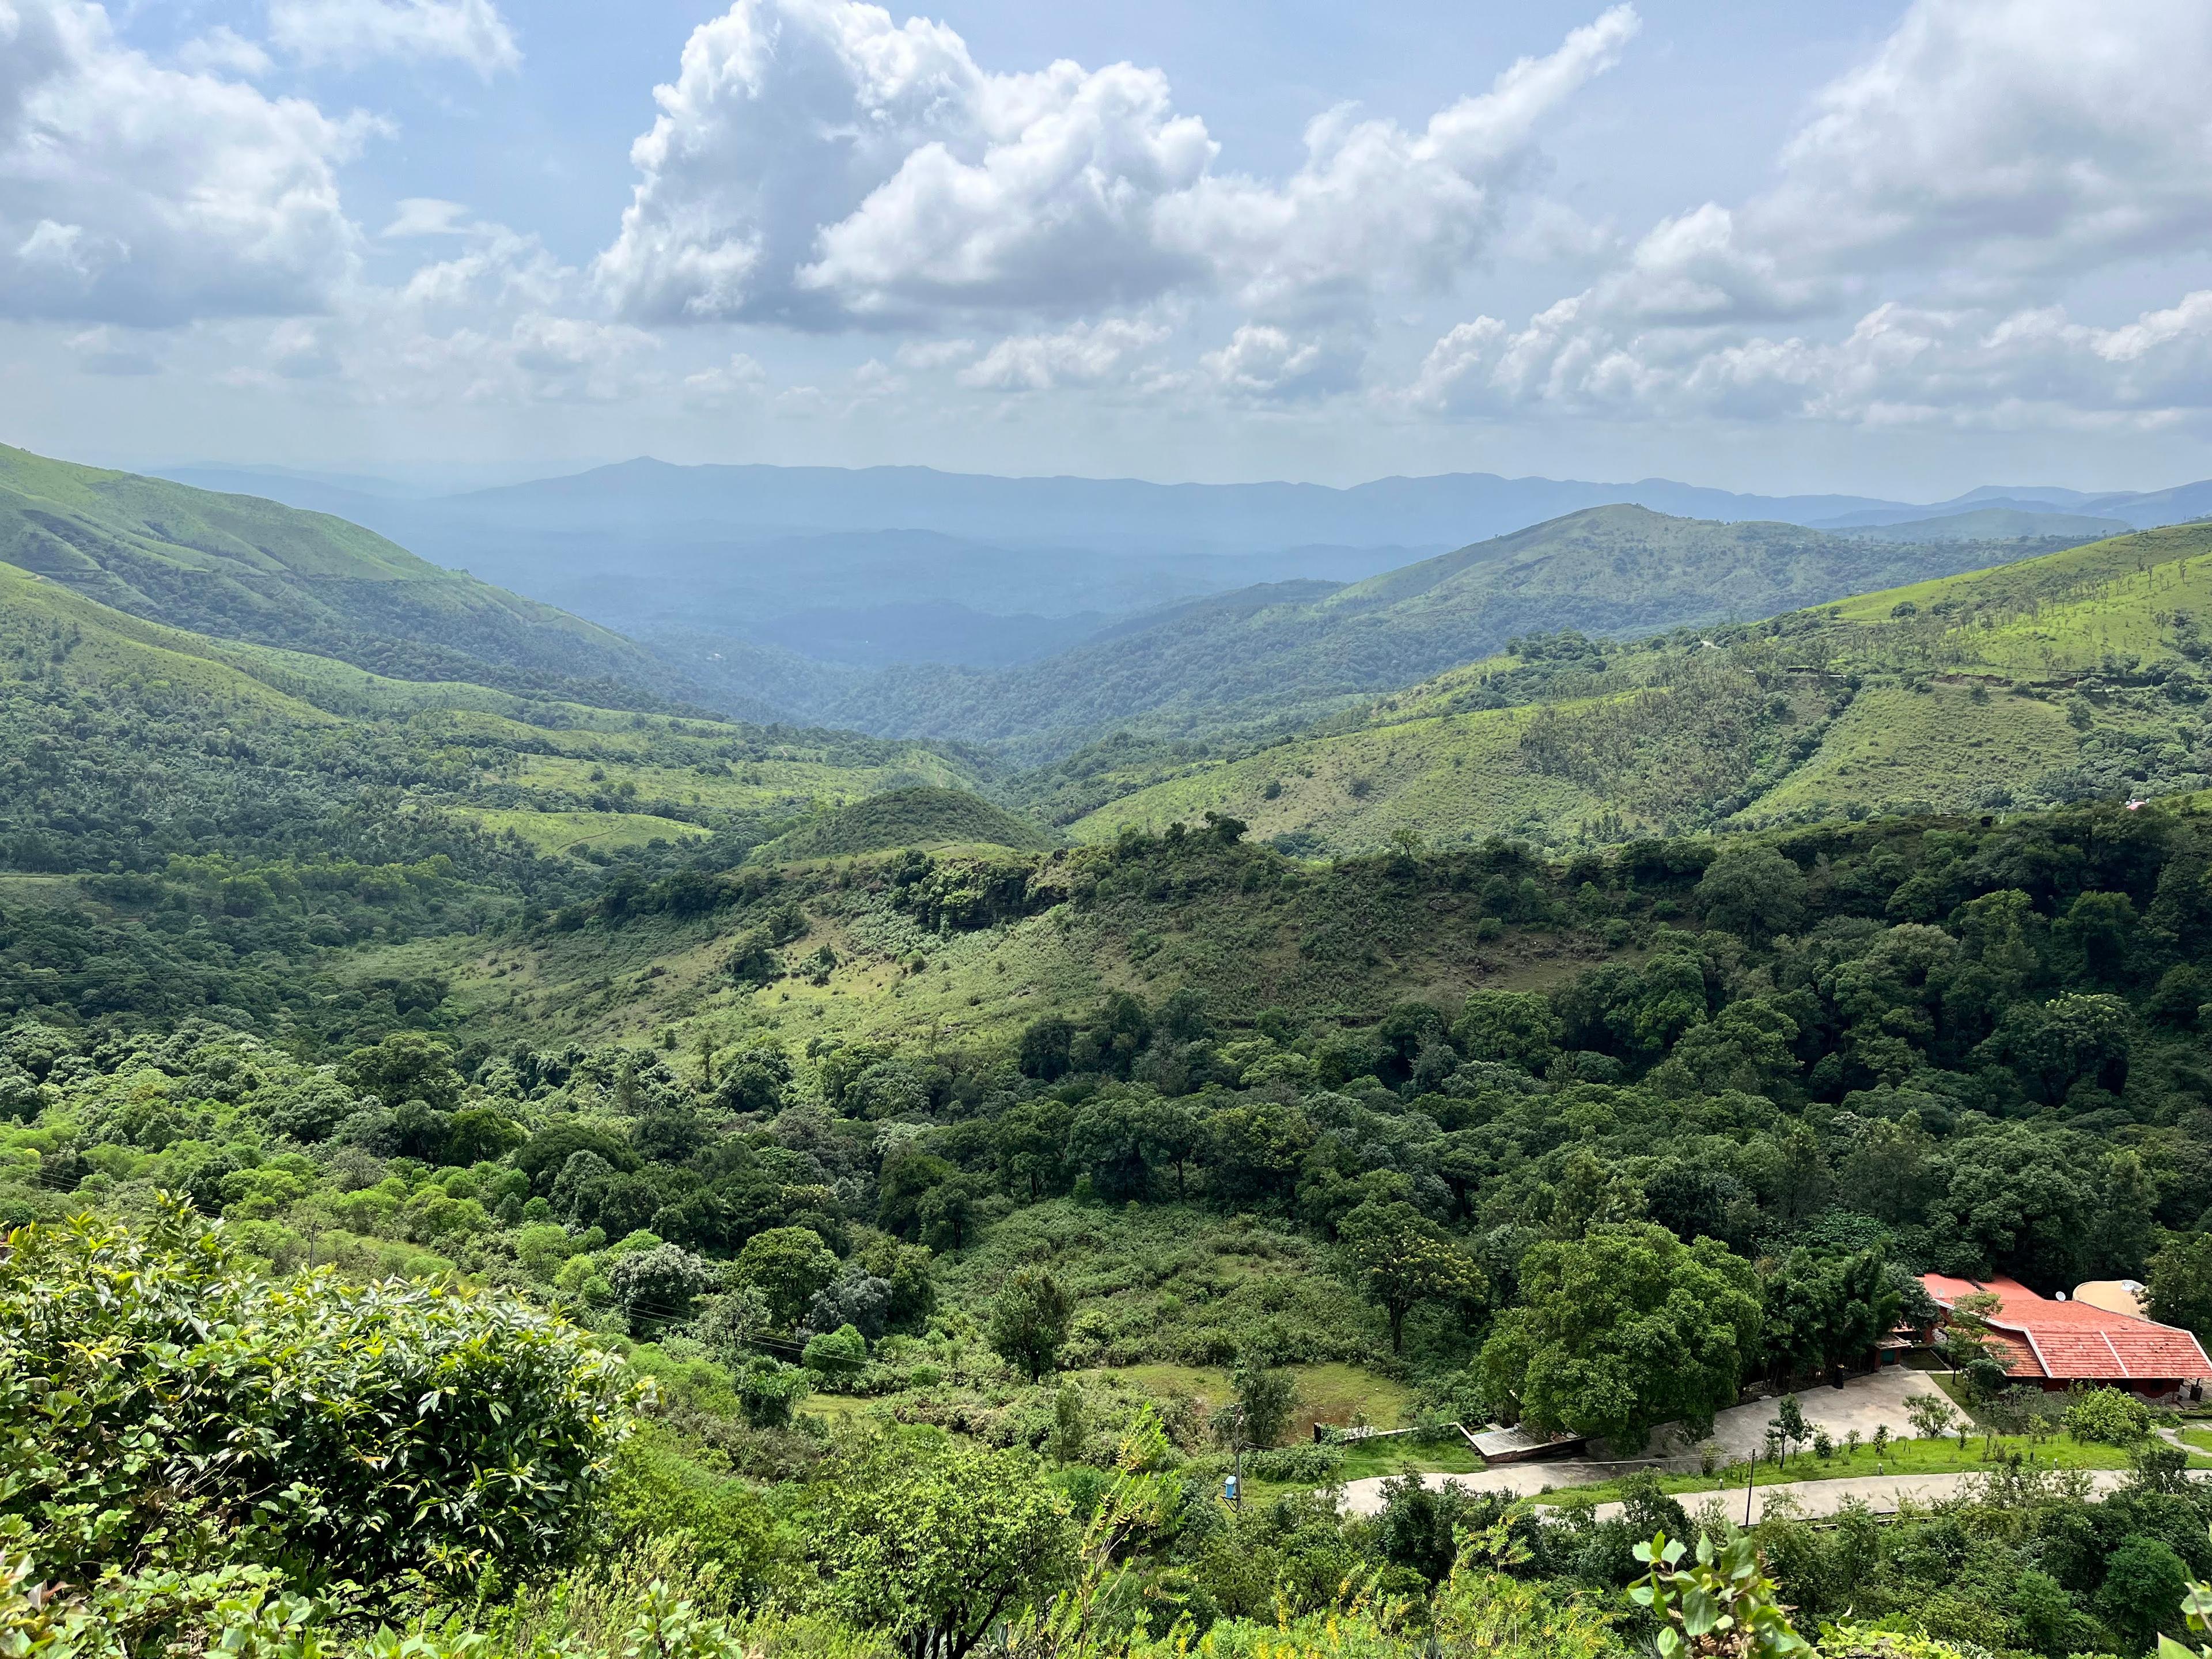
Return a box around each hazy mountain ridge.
[798,506,2119,762]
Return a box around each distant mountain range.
[157,457,2212,677]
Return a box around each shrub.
[1245,1444,1344,1483]
[2061,1385,2154,1445]
[0,1202,642,1593]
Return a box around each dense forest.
[2,453,2210,1658]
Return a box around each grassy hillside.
[819,506,2107,760]
[751,786,1058,863]
[0,444,700,710]
[1062,523,2212,854]
[0,556,978,883]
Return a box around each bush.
[2061,1385,2154,1445]
[802,1323,869,1385]
[0,1202,642,1593]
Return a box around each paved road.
[1340,1369,1940,1518]
[1341,1467,2207,1524]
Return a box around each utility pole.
[1744,1447,1757,1527]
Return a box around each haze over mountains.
[158,458,2212,685]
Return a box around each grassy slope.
[751,786,1058,862]
[414,834,1613,1054]
[0,443,693,706]
[825,506,2100,762]
[1069,524,2212,855]
[0,555,980,865]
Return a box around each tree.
[1770,1395,1808,1467]
[2148,1229,2212,1345]
[1224,1361,1296,1450]
[988,1266,1073,1384]
[607,1242,716,1336]
[2099,1536,2191,1653]
[1759,1249,1899,1381]
[810,1436,1076,1659]
[1696,846,1806,941]
[734,1226,840,1330]
[1475,1222,1763,1453]
[1452,991,1563,1073]
[1339,1199,1486,1353]
[338,1031,464,1112]
[736,1358,812,1429]
[1903,1393,1956,1441]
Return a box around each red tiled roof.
[1922,1273,2210,1382]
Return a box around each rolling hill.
[749,785,1058,863]
[0,444,697,711]
[813,505,2114,760]
[1059,522,2212,855]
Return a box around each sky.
[3,0,2211,496]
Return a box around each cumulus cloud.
[268,0,519,75]
[955,316,1168,391]
[1756,0,2212,280]
[1408,0,2212,429]
[596,0,1635,329]
[1200,324,1359,402]
[0,0,368,325]
[66,324,160,376]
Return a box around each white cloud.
[1756,0,2212,281]
[0,0,368,325]
[596,0,1634,329]
[1408,0,2212,430]
[1200,324,1357,402]
[955,316,1168,391]
[268,0,519,76]
[381,198,471,238]
[176,26,274,77]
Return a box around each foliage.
[1476,1223,1762,1453]
[0,1202,642,1596]
[1630,1532,1812,1657]
[990,1267,1075,1384]
[809,1434,1076,1659]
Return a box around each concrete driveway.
[1650,1365,1933,1461]
[1339,1369,1942,1519]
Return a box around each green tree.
[988,1266,1074,1384]
[1475,1222,1762,1453]
[1339,1199,1486,1353]
[2148,1229,2212,1345]
[733,1226,840,1330]
[1226,1361,1297,1450]
[336,1030,463,1112]
[1696,846,1806,941]
[1759,1248,1899,1380]
[1452,991,1563,1072]
[811,1436,1076,1659]
[2101,1537,2191,1652]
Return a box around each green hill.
[0,444,691,709]
[822,505,2108,760]
[752,786,1058,863]
[1060,523,2212,854]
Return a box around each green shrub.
[2061,1385,2154,1445]
[0,1202,642,1593]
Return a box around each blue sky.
[4,0,2210,495]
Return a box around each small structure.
[1922,1273,2210,1402]
[1462,1423,1591,1466]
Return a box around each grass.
[1537,1432,2138,1510]
[1743,681,2081,819]
[446,805,713,858]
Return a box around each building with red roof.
[1922,1273,2210,1403]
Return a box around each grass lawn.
[2179,1427,2212,1457]
[1113,1361,1418,1434]
[1539,1433,2137,1510]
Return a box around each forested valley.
[1,452,2210,1659]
